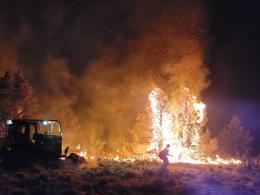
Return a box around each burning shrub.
[199,129,218,158]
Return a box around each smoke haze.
[0,0,210,153]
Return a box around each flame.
[73,87,241,165]
[148,87,241,165]
[114,155,120,161]
[76,144,81,150]
[193,101,206,123]
[80,151,87,158]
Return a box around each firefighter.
[159,144,171,169]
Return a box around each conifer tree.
[218,115,253,158]
[0,70,38,120]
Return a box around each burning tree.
[177,88,205,152]
[199,128,218,158]
[148,88,171,153]
[147,87,222,163]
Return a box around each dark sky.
[207,0,260,99]
[205,0,260,152]
[0,0,259,152]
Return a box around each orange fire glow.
[75,87,241,165]
[148,87,241,165]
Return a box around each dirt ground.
[0,159,259,195]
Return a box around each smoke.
[0,0,210,153]
[72,0,210,154]
[0,34,19,74]
[34,56,80,147]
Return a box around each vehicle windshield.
[39,121,61,136]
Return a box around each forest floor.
[0,159,259,195]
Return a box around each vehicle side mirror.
[64,146,69,156]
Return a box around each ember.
[148,87,241,165]
[74,87,241,165]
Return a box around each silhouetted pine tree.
[0,70,38,120]
[218,115,253,158]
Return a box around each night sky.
[205,0,260,152]
[0,0,259,152]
